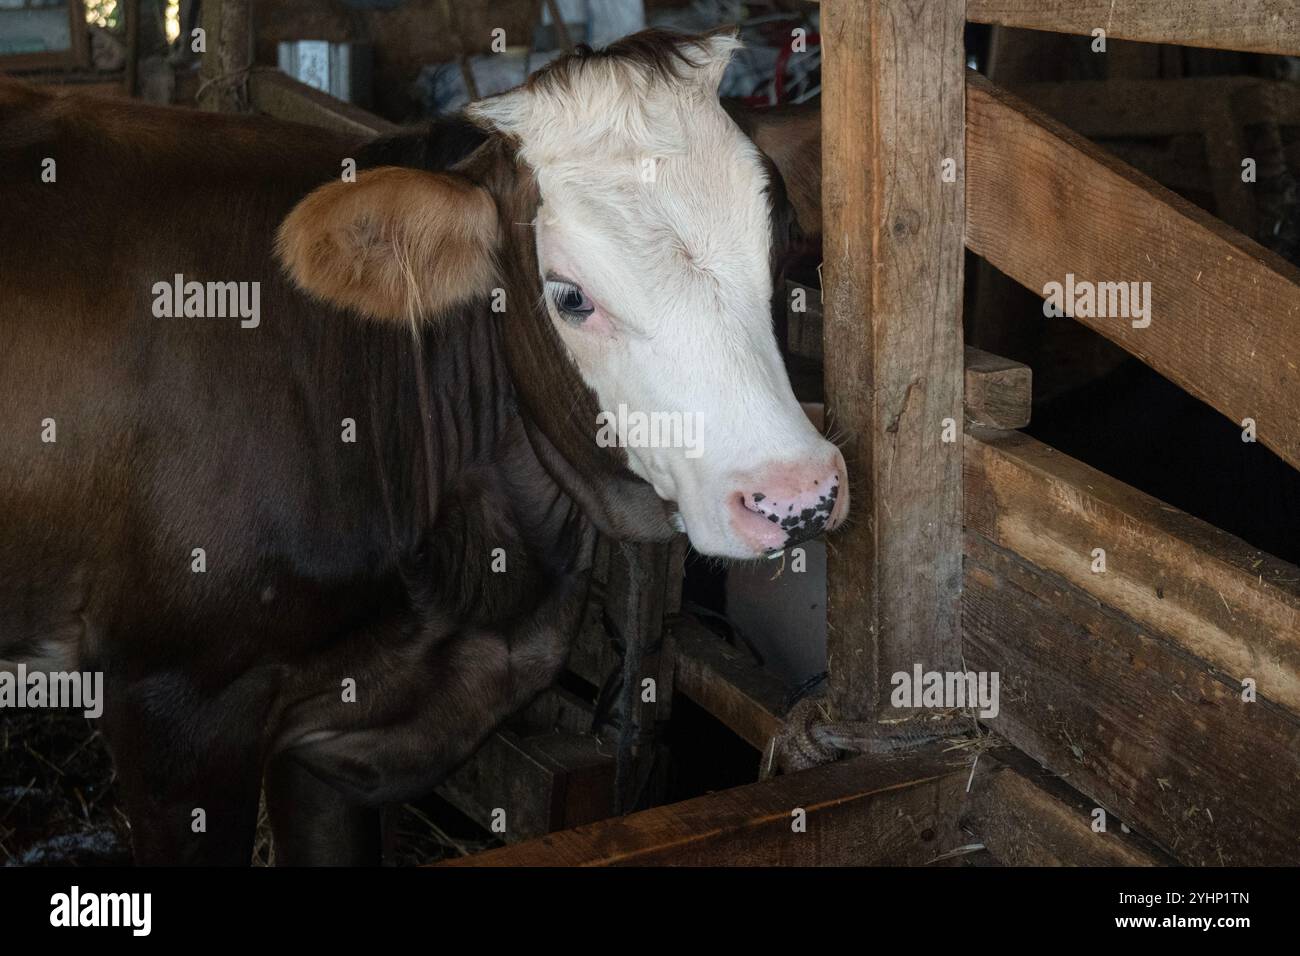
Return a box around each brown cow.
[0,31,846,864]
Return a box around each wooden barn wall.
[964,430,1300,865]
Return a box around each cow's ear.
[276,166,499,323]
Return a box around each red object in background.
[741,23,820,108]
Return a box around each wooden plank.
[436,728,614,843]
[967,0,1300,57]
[248,69,400,137]
[965,751,1171,866]
[964,534,1300,865]
[964,348,1031,429]
[673,619,787,751]
[966,73,1300,474]
[440,748,972,866]
[966,427,1300,715]
[822,0,966,719]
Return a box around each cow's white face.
[469,34,847,559]
[278,32,848,560]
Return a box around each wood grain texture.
[964,534,1300,865]
[967,0,1300,57]
[966,427,1300,715]
[822,0,966,720]
[964,752,1171,866]
[198,0,253,113]
[441,749,972,866]
[963,348,1032,429]
[966,73,1300,473]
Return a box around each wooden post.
[124,0,141,98]
[198,0,253,113]
[821,0,967,719]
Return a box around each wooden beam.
[964,534,1300,865]
[964,349,1032,429]
[965,751,1171,866]
[248,69,400,137]
[673,619,787,751]
[822,0,966,719]
[198,0,252,112]
[436,727,614,843]
[966,427,1300,715]
[441,748,972,866]
[967,0,1300,57]
[124,0,141,98]
[965,74,1300,474]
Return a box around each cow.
[0,30,848,865]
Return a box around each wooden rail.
[967,0,1300,57]
[966,427,1300,715]
[964,532,1300,865]
[249,69,400,137]
[673,619,786,751]
[964,426,1300,865]
[966,72,1300,474]
[440,748,972,866]
[964,751,1171,866]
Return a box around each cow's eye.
[544,279,595,323]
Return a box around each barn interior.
[1,0,1298,867]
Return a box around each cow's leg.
[271,567,593,810]
[265,752,382,866]
[100,669,270,865]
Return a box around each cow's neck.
[376,307,591,623]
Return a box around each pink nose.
[729,451,849,554]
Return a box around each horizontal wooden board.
[964,751,1171,866]
[964,534,1300,865]
[965,73,1300,473]
[673,619,787,751]
[965,427,1300,715]
[442,748,972,866]
[249,68,399,137]
[967,0,1300,57]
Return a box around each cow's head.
[277,30,847,560]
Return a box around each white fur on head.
[467,32,741,165]
[467,32,842,559]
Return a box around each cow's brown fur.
[0,27,804,864]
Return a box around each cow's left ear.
[276,166,499,323]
